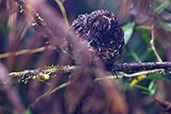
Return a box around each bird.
[69,10,124,71]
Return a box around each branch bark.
[112,62,171,72]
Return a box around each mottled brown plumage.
[70,10,124,66]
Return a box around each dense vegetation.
[0,0,171,114]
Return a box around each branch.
[8,62,171,84]
[7,62,171,108]
[8,65,77,84]
[112,62,171,72]
[0,45,56,59]
[95,69,164,81]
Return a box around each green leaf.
[25,109,32,114]
[129,49,140,61]
[122,22,135,44]
[159,21,171,32]
[133,84,149,91]
[142,91,151,95]
[141,29,151,44]
[148,80,156,95]
[147,74,167,81]
[154,0,170,14]
[136,25,151,30]
[133,81,156,95]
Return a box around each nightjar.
[70,10,124,69]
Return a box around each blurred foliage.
[0,0,171,114]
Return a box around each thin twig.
[0,45,56,59]
[55,0,69,27]
[28,81,70,108]
[95,69,164,81]
[150,25,162,62]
